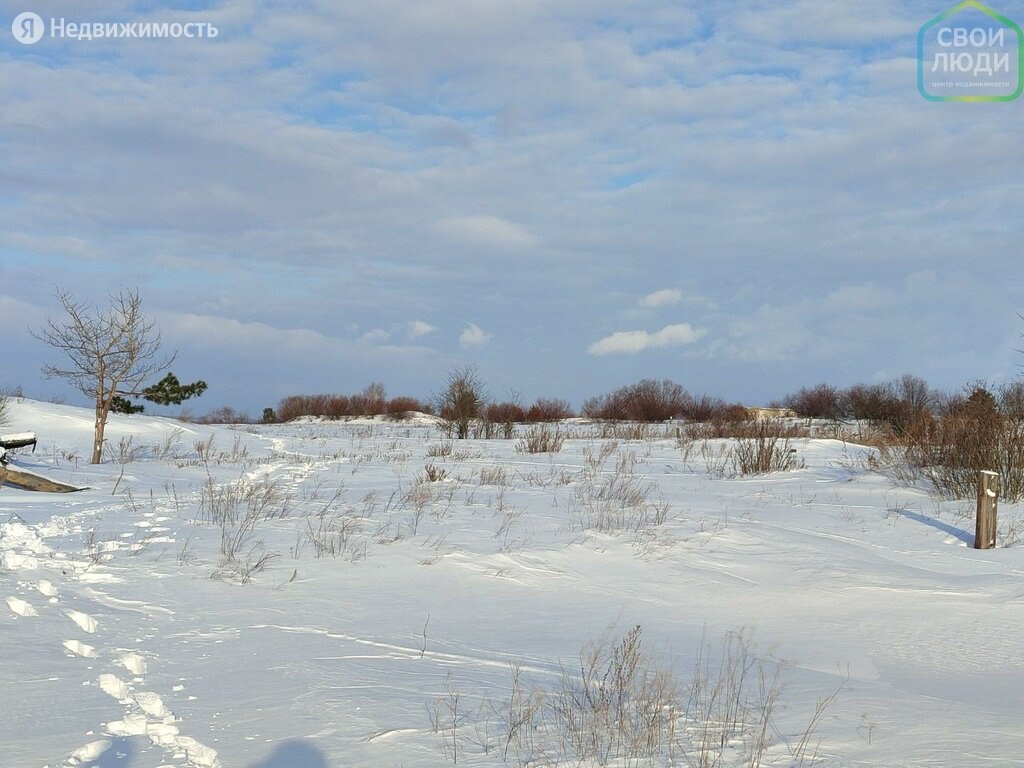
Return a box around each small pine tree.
[139,373,208,406]
[114,372,207,413]
[110,395,145,415]
[962,386,1000,424]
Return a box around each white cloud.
[588,323,705,356]
[639,289,682,308]
[161,312,424,363]
[407,320,438,338]
[821,283,895,314]
[359,328,392,343]
[437,216,538,249]
[0,294,47,327]
[459,322,492,348]
[708,304,820,363]
[164,313,340,353]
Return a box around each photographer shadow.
[248,740,328,768]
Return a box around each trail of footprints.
[5,574,221,767]
[3,474,311,766]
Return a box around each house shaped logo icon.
[918,0,1023,101]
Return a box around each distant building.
[745,407,797,421]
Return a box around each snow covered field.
[2,398,1023,768]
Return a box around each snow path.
[2,491,225,767]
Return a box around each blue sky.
[2,0,1023,415]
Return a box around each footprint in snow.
[35,579,59,600]
[5,596,38,617]
[97,673,131,701]
[134,691,173,719]
[66,609,98,633]
[120,652,147,676]
[62,639,98,658]
[66,739,112,765]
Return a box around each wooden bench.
[0,432,84,492]
[0,432,38,458]
[0,432,38,466]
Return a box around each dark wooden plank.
[0,465,85,493]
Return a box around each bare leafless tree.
[898,373,935,414]
[33,289,175,464]
[433,365,487,439]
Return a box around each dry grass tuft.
[516,426,565,454]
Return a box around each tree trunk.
[92,399,106,464]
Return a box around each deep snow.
[2,398,1023,767]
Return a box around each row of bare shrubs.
[776,376,1024,500]
[582,379,749,423]
[861,384,1024,500]
[268,374,741,431]
[486,398,575,424]
[272,384,433,422]
[183,372,1024,501]
[268,374,576,428]
[183,372,952,431]
[779,374,1024,430]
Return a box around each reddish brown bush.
[844,381,921,435]
[350,382,387,416]
[781,383,846,420]
[386,396,431,418]
[276,395,315,422]
[845,383,889,421]
[347,395,370,415]
[526,398,575,422]
[485,401,527,424]
[276,388,425,421]
[583,379,689,422]
[323,395,351,419]
[679,394,727,423]
[715,403,752,424]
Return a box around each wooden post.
[975,470,1000,550]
